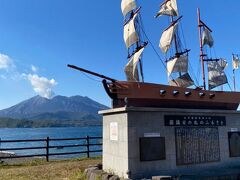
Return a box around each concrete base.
[99,107,240,179]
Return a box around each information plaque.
[165,115,226,127]
[228,132,240,157]
[140,137,166,161]
[175,127,220,165]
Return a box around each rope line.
[140,26,175,80]
[80,71,102,83]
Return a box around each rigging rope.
[213,46,217,58]
[179,20,199,86]
[140,26,176,81]
[227,82,233,91]
[179,22,187,48]
[189,61,200,86]
[140,25,197,87]
[80,71,102,83]
[139,12,174,79]
[225,69,234,91]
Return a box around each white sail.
[218,59,228,70]
[121,0,136,17]
[167,55,188,76]
[124,13,139,48]
[125,47,145,81]
[159,22,178,53]
[208,61,228,90]
[156,0,178,18]
[233,55,240,70]
[169,73,194,87]
[202,28,214,48]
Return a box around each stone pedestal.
[99,107,240,179]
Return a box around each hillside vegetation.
[0,95,108,128]
[0,117,102,128]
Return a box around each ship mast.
[197,8,228,90]
[121,0,148,82]
[233,63,236,91]
[197,8,206,90]
[171,16,179,54]
[232,53,240,91]
[171,16,181,78]
[156,0,194,88]
[128,9,144,81]
[135,11,145,82]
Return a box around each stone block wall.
[99,107,240,179]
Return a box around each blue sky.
[0,0,240,110]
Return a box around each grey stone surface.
[89,170,104,180]
[102,173,113,180]
[85,165,124,180]
[109,175,120,180]
[0,151,15,157]
[152,177,172,180]
[84,167,99,180]
[101,107,240,179]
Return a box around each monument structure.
[100,107,240,179]
[98,2,240,178]
[68,0,240,179]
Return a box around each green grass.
[70,170,87,180]
[0,157,101,180]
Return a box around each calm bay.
[0,127,102,159]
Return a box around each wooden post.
[46,137,49,162]
[86,136,90,158]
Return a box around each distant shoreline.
[0,125,102,129]
[0,118,102,128]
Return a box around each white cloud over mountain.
[0,52,57,99]
[23,74,57,99]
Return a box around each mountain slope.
[0,95,108,121]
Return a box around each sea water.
[0,127,102,159]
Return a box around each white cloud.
[31,65,38,73]
[0,53,13,70]
[24,74,57,99]
[0,53,57,99]
[0,53,19,80]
